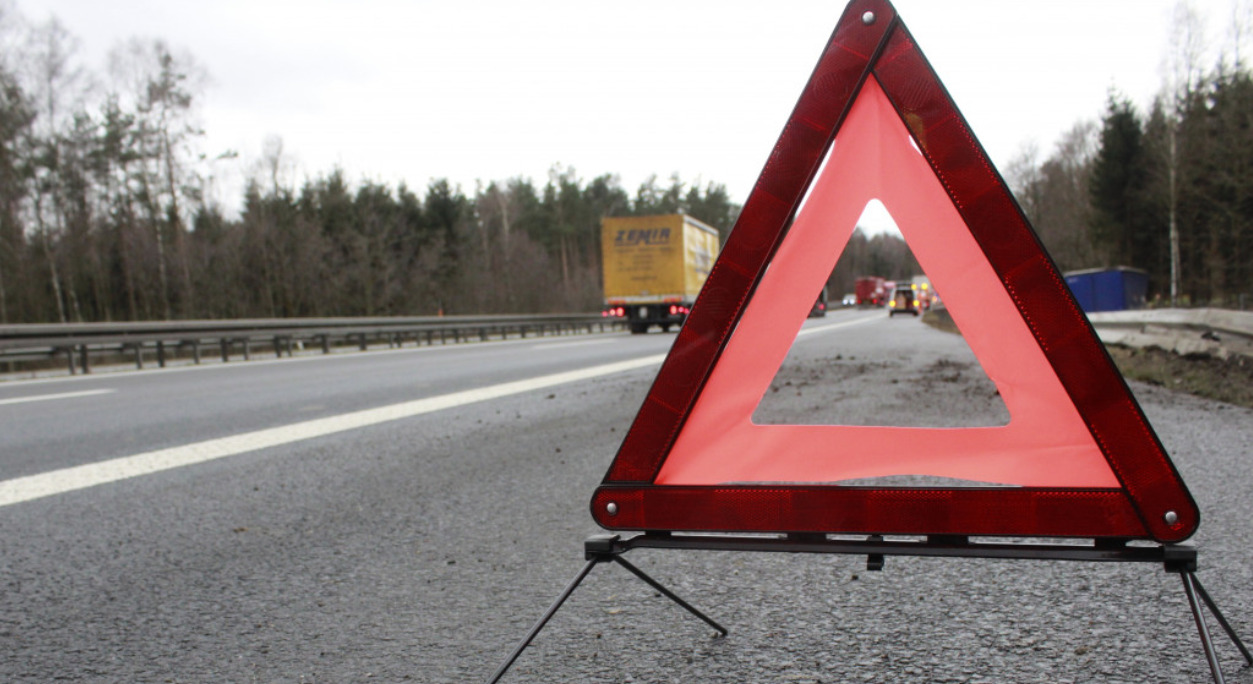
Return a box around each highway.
[0,327,683,484]
[0,308,1249,682]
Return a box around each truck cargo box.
[1064,267,1149,313]
[602,214,720,333]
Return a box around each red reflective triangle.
[591,0,1198,543]
[658,78,1118,490]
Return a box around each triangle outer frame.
[591,0,1199,543]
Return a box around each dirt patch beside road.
[923,305,1253,409]
[1106,345,1253,409]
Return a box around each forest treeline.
[1009,5,1253,307]
[0,10,743,322]
[212,169,741,319]
[0,4,1249,324]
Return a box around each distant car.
[841,293,856,307]
[808,287,828,318]
[888,285,919,316]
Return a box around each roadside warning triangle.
[591,0,1198,543]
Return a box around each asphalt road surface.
[1,309,1249,683]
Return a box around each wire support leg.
[1191,574,1253,666]
[485,557,601,684]
[1182,572,1229,684]
[611,556,728,636]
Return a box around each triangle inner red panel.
[591,0,1199,543]
[656,78,1118,490]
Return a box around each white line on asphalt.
[530,338,617,351]
[0,389,116,406]
[796,313,881,337]
[0,354,666,508]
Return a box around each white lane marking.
[0,354,666,508]
[530,338,617,351]
[0,389,116,406]
[796,313,881,337]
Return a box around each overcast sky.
[13,0,1247,216]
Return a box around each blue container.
[1063,267,1149,313]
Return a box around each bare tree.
[1226,0,1253,70]
[1011,123,1100,272]
[256,134,294,197]
[1160,1,1208,305]
[107,38,206,319]
[18,17,91,322]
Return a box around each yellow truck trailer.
[601,214,721,334]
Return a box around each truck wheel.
[629,322,648,334]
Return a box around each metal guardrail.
[0,314,626,375]
[1087,308,1253,360]
[4,307,1245,377]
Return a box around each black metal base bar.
[485,534,725,684]
[611,555,727,636]
[1192,574,1253,666]
[621,531,1172,564]
[485,556,601,684]
[1182,572,1228,684]
[487,532,1250,684]
[1179,572,1253,684]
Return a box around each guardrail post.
[133,343,144,369]
[220,339,230,363]
[242,338,251,361]
[188,340,201,365]
[320,334,330,354]
[80,345,90,374]
[157,341,166,368]
[479,328,488,342]
[358,333,368,351]
[62,347,76,375]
